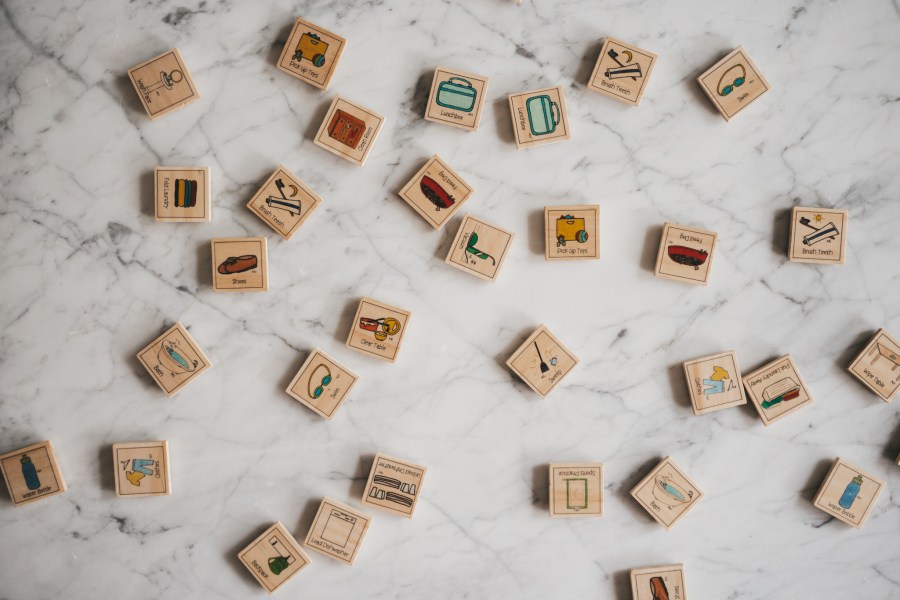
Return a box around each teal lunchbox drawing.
[526,95,560,136]
[436,77,477,113]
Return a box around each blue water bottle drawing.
[21,454,41,490]
[838,475,862,509]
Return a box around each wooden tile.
[549,463,603,518]
[398,155,474,229]
[508,86,571,149]
[445,214,515,282]
[653,222,717,286]
[247,165,322,241]
[346,297,411,363]
[848,329,900,402]
[154,167,210,222]
[630,456,704,530]
[0,440,67,507]
[286,349,359,419]
[313,97,385,166]
[506,325,579,398]
[136,322,212,397]
[211,237,268,292]
[544,205,600,260]
[424,67,490,132]
[587,37,658,107]
[305,497,372,565]
[112,441,170,497]
[238,522,311,593]
[697,47,770,122]
[788,206,848,265]
[630,564,688,600]
[742,355,813,426]
[813,458,885,528]
[127,48,200,120]
[682,350,747,415]
[276,17,346,91]
[361,453,427,518]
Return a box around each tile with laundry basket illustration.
[276,17,346,90]
[247,165,322,240]
[127,48,200,120]
[544,205,600,260]
[508,86,571,149]
[847,328,900,402]
[398,155,474,229]
[305,497,372,564]
[211,237,268,292]
[361,453,427,518]
[346,297,411,362]
[742,355,813,425]
[286,348,358,418]
[424,66,489,131]
[682,350,747,415]
[136,322,212,397]
[112,441,170,497]
[445,215,514,282]
[630,456,704,530]
[506,325,579,398]
[238,521,311,593]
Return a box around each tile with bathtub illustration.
[399,155,474,229]
[544,205,600,260]
[112,441,170,497]
[654,222,718,285]
[136,322,212,397]
[742,355,813,426]
[682,350,747,415]
[211,237,268,292]
[127,48,200,120]
[630,456,704,530]
[848,328,900,402]
[506,325,579,398]
[0,440,67,507]
[508,86,571,149]
[813,458,885,528]
[445,215,515,282]
[424,67,489,131]
[305,497,372,565]
[276,17,346,90]
[247,165,322,240]
[362,453,427,518]
[588,37,658,107]
[697,46,770,121]
[286,348,359,418]
[155,167,210,222]
[314,96,385,166]
[346,297,411,363]
[630,564,688,600]
[549,463,603,517]
[238,522,311,593]
[788,206,848,265]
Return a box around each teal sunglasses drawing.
[717,64,746,96]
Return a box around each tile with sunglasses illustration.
[362,453,427,518]
[286,348,359,418]
[506,325,579,398]
[697,46,770,121]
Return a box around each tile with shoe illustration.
[630,564,688,600]
[112,441,170,497]
[346,297,411,363]
[682,350,747,415]
[398,155,474,229]
[362,453,427,518]
[211,237,268,292]
[0,440,67,507]
[630,456,704,530]
[549,463,603,518]
[508,86,571,149]
[127,48,200,120]
[788,206,848,265]
[286,348,359,418]
[424,67,489,131]
[813,458,885,528]
[588,37,658,107]
[238,521,311,593]
[276,17,346,90]
[136,322,212,397]
[305,497,372,565]
[445,214,514,282]
[654,222,717,285]
[848,329,900,402]
[314,96,385,166]
[247,165,322,240]
[545,205,600,260]
[742,355,813,426]
[506,325,579,398]
[697,46,770,122]
[155,167,210,222]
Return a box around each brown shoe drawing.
[217,255,258,275]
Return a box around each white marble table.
[1,1,899,598]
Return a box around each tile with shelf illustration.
[362,453,427,518]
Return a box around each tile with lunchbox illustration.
[508,86,571,149]
[424,67,489,132]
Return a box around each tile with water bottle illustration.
[0,440,67,507]
[813,458,885,528]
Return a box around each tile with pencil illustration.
[247,165,322,240]
[508,86,571,149]
[128,48,200,120]
[445,215,514,282]
[155,167,210,222]
[136,322,212,397]
[654,222,717,285]
[742,355,813,426]
[588,37,658,106]
[398,155,474,229]
[211,237,268,292]
[697,47,770,121]
[848,329,900,402]
[812,458,885,528]
[424,67,489,131]
[276,17,346,90]
[346,297,411,363]
[682,350,747,415]
[630,456,704,530]
[506,325,579,398]
[545,205,600,260]
[630,564,688,600]
[0,440,67,507]
[362,453,427,518]
[112,441,170,497]
[314,96,385,166]
[238,521,311,593]
[305,497,372,565]
[286,349,359,418]
[788,206,848,265]
[549,463,603,517]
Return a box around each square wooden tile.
[136,322,212,397]
[697,46,770,121]
[346,297,411,363]
[247,165,322,241]
[361,453,427,518]
[544,205,600,260]
[508,86,571,149]
[445,214,514,282]
[112,441,170,497]
[654,222,717,285]
[813,458,885,528]
[424,67,489,131]
[788,206,848,265]
[238,522,311,593]
[682,350,747,415]
[742,355,813,426]
[630,456,704,530]
[154,167,210,222]
[276,17,346,91]
[506,325,579,398]
[630,564,687,600]
[0,440,67,507]
[211,237,268,292]
[305,497,372,565]
[848,329,900,402]
[588,37,658,107]
[398,155,474,229]
[313,96,385,166]
[286,349,359,418]
[127,48,200,120]
[549,463,603,517]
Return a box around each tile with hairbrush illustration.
[286,349,358,418]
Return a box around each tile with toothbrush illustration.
[445,214,514,282]
[247,165,322,241]
[813,458,884,528]
[506,325,579,398]
[112,441,170,497]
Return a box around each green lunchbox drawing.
[526,95,560,136]
[436,77,477,113]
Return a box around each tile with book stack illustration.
[247,165,321,240]
[549,463,603,517]
[506,325,579,398]
[812,458,885,528]
[112,441,170,497]
[361,453,427,518]
[305,497,372,565]
[155,167,210,222]
[0,440,67,507]
[742,355,813,425]
[128,48,200,120]
[136,322,212,397]
[238,522,311,593]
[630,456,704,530]
[276,17,346,90]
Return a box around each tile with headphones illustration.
[346,297,411,363]
[788,206,848,265]
[286,348,359,418]
[506,325,579,398]
[697,46,770,121]
[210,237,268,292]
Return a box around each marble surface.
[1,0,899,598]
